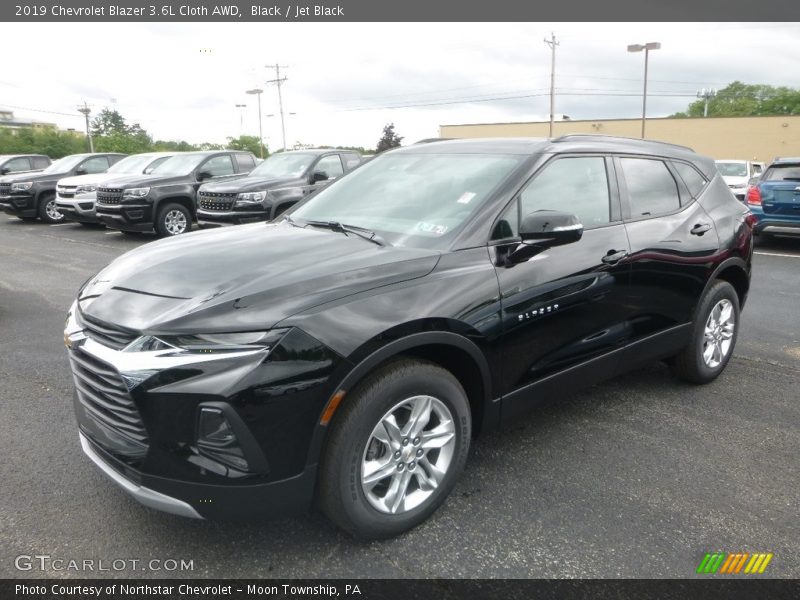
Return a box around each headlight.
[122,187,150,198]
[10,182,33,192]
[125,328,290,354]
[75,184,97,194]
[235,191,267,207]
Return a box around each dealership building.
[439,115,800,162]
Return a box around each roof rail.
[552,134,694,153]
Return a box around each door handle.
[691,223,712,236]
[601,249,628,265]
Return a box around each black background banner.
[4,579,800,600]
[1,0,800,22]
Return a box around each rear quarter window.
[33,157,51,169]
[672,161,708,198]
[236,153,256,173]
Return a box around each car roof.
[771,156,800,164]
[280,148,355,156]
[0,154,49,159]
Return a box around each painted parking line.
[754,251,800,259]
[104,231,120,235]
[49,223,71,227]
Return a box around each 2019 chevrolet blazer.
[65,136,753,539]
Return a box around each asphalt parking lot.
[0,218,798,579]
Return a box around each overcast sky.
[1,22,798,150]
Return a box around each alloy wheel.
[702,298,735,368]
[46,199,64,221]
[164,209,187,235]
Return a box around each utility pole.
[544,33,559,138]
[627,42,661,139]
[77,102,94,152]
[265,64,288,152]
[235,103,247,134]
[697,88,717,117]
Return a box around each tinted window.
[519,157,611,229]
[491,200,520,241]
[621,158,680,217]
[4,157,31,172]
[33,157,50,169]
[315,155,344,179]
[202,155,234,177]
[235,153,255,173]
[343,153,361,170]
[80,156,109,174]
[108,155,124,166]
[673,162,707,197]
[763,164,800,181]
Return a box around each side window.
[519,156,612,229]
[80,156,109,174]
[33,157,51,169]
[315,155,344,180]
[4,157,31,172]
[202,155,235,177]
[342,153,361,170]
[672,162,707,199]
[752,163,763,176]
[235,153,255,173]
[491,200,520,241]
[620,158,681,218]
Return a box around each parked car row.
[0,148,364,236]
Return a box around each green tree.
[375,123,403,153]
[90,108,153,153]
[226,134,268,157]
[0,127,85,158]
[671,81,800,118]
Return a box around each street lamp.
[234,103,247,134]
[245,88,264,158]
[627,42,660,139]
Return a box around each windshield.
[107,154,164,175]
[150,153,206,176]
[42,155,85,174]
[763,164,800,181]
[716,162,748,177]
[290,152,523,248]
[250,153,315,179]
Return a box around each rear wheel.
[155,203,191,237]
[671,280,739,384]
[37,193,64,224]
[318,358,471,539]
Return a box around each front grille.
[199,191,237,211]
[80,313,138,350]
[0,183,11,196]
[97,188,123,205]
[69,347,148,445]
[58,186,76,198]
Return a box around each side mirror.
[197,170,213,181]
[0,168,8,175]
[506,210,583,266]
[519,210,583,246]
[75,168,88,176]
[311,171,328,183]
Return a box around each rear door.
[759,162,800,223]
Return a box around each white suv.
[56,152,174,224]
[715,159,766,201]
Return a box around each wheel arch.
[706,257,750,310]
[155,195,195,218]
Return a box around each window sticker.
[415,222,449,235]
[457,192,476,204]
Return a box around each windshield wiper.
[302,220,389,246]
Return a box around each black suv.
[66,136,753,539]
[95,150,257,237]
[197,149,362,228]
[0,154,51,175]
[0,153,124,223]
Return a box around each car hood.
[0,170,68,184]
[200,175,301,194]
[58,173,122,187]
[78,222,441,333]
[97,173,193,188]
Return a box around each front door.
[492,155,632,420]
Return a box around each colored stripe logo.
[696,552,773,574]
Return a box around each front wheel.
[671,280,740,384]
[37,193,65,224]
[155,203,191,237]
[318,358,471,539]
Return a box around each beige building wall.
[439,115,800,162]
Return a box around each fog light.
[197,407,249,471]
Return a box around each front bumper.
[96,202,153,231]
[0,192,35,217]
[56,195,98,222]
[197,209,266,228]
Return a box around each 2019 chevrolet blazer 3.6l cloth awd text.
[65,136,753,539]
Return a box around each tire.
[37,193,65,224]
[670,280,740,384]
[155,202,191,237]
[318,358,471,539]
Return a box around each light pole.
[246,88,264,158]
[627,42,660,139]
[77,102,94,152]
[234,103,247,134]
